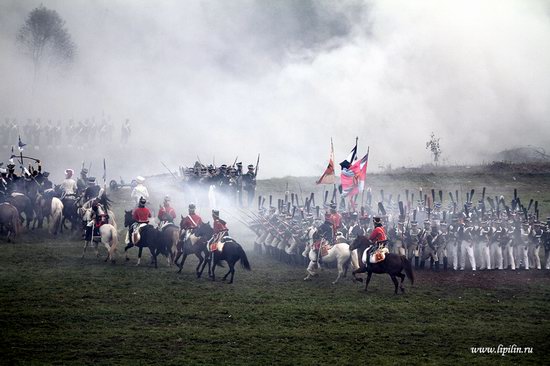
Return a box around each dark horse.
[198,236,251,284]
[350,235,414,294]
[176,221,213,277]
[0,203,20,242]
[123,210,167,268]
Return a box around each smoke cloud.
[1,0,549,178]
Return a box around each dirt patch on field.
[413,269,550,290]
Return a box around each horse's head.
[179,214,185,229]
[124,210,134,227]
[194,222,214,238]
[350,235,368,251]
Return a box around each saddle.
[209,236,233,252]
[362,246,389,265]
[131,223,148,245]
[313,239,332,257]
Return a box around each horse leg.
[198,252,209,278]
[222,264,232,282]
[364,271,372,292]
[94,241,100,257]
[82,240,89,259]
[177,253,188,274]
[124,243,133,261]
[390,274,399,295]
[333,260,344,285]
[194,253,203,277]
[211,258,217,281]
[397,272,406,293]
[228,261,236,284]
[137,246,143,266]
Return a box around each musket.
[254,153,260,177]
[232,156,238,167]
[161,161,178,181]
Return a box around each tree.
[426,132,442,165]
[16,5,76,81]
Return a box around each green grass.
[0,233,549,365]
[1,170,550,365]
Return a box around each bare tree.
[426,132,442,165]
[16,5,76,81]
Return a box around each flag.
[316,139,335,184]
[18,135,26,152]
[339,138,358,169]
[341,147,370,198]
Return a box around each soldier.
[459,219,477,271]
[41,172,53,190]
[121,118,131,144]
[157,196,176,224]
[131,176,149,206]
[60,169,77,199]
[84,177,101,202]
[126,197,152,245]
[181,203,203,231]
[242,164,256,207]
[77,168,89,195]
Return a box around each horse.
[303,239,352,285]
[0,203,20,242]
[123,210,166,268]
[4,193,34,230]
[158,222,179,266]
[175,222,214,277]
[350,235,414,294]
[80,203,118,262]
[199,237,251,284]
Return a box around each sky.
[1,0,549,178]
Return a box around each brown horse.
[0,203,21,242]
[5,193,34,230]
[350,235,414,294]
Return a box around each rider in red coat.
[157,196,176,223]
[212,210,228,234]
[367,217,387,260]
[181,203,203,230]
[133,197,152,223]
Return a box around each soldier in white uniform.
[131,176,149,206]
[60,169,77,198]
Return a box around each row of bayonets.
[255,187,541,223]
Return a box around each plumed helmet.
[189,203,196,210]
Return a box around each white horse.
[303,242,352,284]
[80,204,118,262]
[49,197,63,235]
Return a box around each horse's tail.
[402,256,414,285]
[238,245,251,271]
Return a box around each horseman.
[131,176,149,206]
[157,195,176,224]
[365,217,387,265]
[181,203,203,231]
[60,169,77,199]
[84,199,109,242]
[211,209,228,244]
[83,177,101,202]
[77,168,88,195]
[127,197,152,245]
[329,203,343,239]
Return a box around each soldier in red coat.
[157,195,176,223]
[180,204,203,231]
[212,209,228,234]
[365,217,387,262]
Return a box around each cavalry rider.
[60,169,77,199]
[84,199,109,242]
[211,209,228,244]
[181,203,203,231]
[157,195,176,224]
[365,217,387,264]
[83,177,101,202]
[309,212,334,262]
[127,197,152,245]
[77,168,88,195]
[329,203,342,239]
[131,176,149,206]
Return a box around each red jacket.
[330,213,342,230]
[369,226,387,243]
[181,214,203,230]
[133,207,151,223]
[213,219,228,234]
[158,205,176,221]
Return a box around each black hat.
[87,177,96,183]
[373,217,382,224]
[247,164,254,169]
[42,172,50,177]
[189,203,196,210]
[236,162,242,167]
[81,168,88,174]
[212,209,219,216]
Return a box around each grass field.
[1,169,550,365]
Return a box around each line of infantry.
[248,188,550,271]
